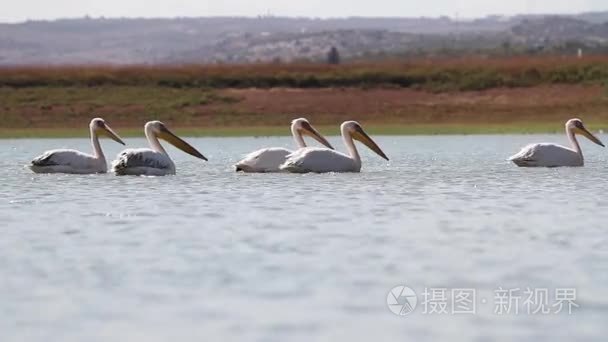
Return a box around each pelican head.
[146,121,208,160]
[567,118,605,147]
[292,118,334,149]
[342,121,389,160]
[90,118,125,145]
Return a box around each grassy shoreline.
[3,58,607,138]
[3,83,608,139]
[2,122,606,139]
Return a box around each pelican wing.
[31,149,96,169]
[509,143,580,167]
[235,147,292,172]
[280,147,356,173]
[112,148,174,174]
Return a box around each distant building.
[327,46,340,64]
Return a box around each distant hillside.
[512,17,608,42]
[0,13,607,65]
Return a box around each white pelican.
[234,118,334,172]
[29,118,125,174]
[279,121,389,173]
[111,121,207,176]
[509,118,604,167]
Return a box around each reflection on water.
[1,135,608,341]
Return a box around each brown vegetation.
[1,57,608,134]
[1,84,607,130]
[2,56,608,91]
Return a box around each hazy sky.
[2,0,607,23]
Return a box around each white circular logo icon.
[387,286,417,316]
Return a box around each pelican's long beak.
[101,124,126,145]
[353,127,389,161]
[301,122,334,149]
[159,127,208,160]
[579,127,605,147]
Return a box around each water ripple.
[1,135,607,341]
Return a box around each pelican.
[234,118,334,172]
[29,118,125,174]
[280,121,389,173]
[111,121,207,176]
[509,118,604,167]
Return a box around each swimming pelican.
[29,118,125,174]
[111,121,207,176]
[280,121,389,173]
[509,118,604,167]
[234,118,334,172]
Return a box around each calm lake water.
[1,135,608,341]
